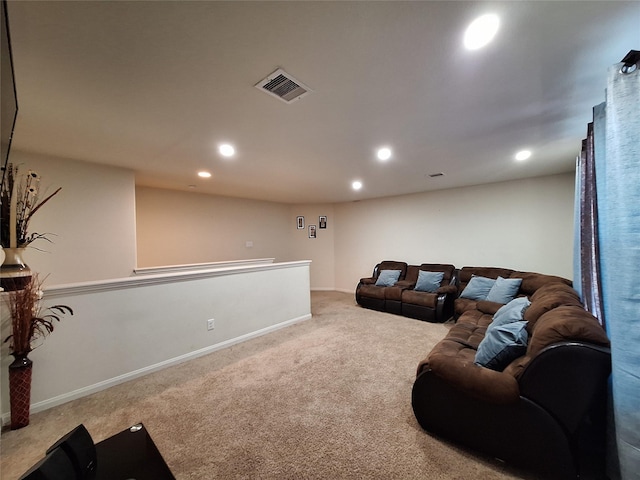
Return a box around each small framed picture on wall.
[309,225,317,238]
[297,216,305,229]
[319,216,327,229]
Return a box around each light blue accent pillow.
[486,276,523,304]
[460,276,496,300]
[491,296,531,328]
[375,269,401,287]
[414,271,444,292]
[475,320,529,371]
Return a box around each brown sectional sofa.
[411,266,611,479]
[355,261,457,322]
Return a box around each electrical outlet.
[207,319,215,331]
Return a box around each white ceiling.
[6,1,640,204]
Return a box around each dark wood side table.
[94,423,175,480]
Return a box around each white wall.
[0,261,312,416]
[288,205,335,290]
[334,173,575,292]
[135,187,293,267]
[135,188,338,290]
[0,153,576,418]
[3,153,575,293]
[6,151,137,285]
[136,174,575,293]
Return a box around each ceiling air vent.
[255,68,313,104]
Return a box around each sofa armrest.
[425,342,520,404]
[359,277,376,285]
[436,284,457,294]
[518,341,611,434]
[434,274,459,320]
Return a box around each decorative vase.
[0,247,32,291]
[9,353,33,430]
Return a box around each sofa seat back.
[419,263,456,285]
[454,267,573,318]
[508,271,571,297]
[374,260,408,280]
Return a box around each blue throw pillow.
[491,296,531,328]
[486,276,523,304]
[460,276,496,301]
[414,271,444,292]
[475,321,529,371]
[375,269,401,287]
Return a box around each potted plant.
[3,273,73,429]
[1,163,68,429]
[0,163,62,291]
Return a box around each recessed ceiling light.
[352,180,363,191]
[464,14,499,50]
[219,144,235,157]
[515,150,532,161]
[377,147,392,161]
[198,171,212,178]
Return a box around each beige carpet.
[0,291,540,479]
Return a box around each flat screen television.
[1,0,18,191]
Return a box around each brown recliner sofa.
[398,263,457,322]
[412,266,611,479]
[355,260,408,312]
[356,262,457,322]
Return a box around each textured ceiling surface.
[6,1,640,203]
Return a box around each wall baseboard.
[310,288,354,294]
[1,313,312,425]
[335,288,355,294]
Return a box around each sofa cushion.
[504,305,609,379]
[448,310,492,348]
[455,298,480,316]
[491,296,531,327]
[420,339,520,404]
[529,306,610,355]
[377,261,408,277]
[419,263,456,283]
[384,285,405,302]
[524,286,583,332]
[375,269,401,287]
[475,300,504,315]
[530,282,579,302]
[475,321,529,371]
[460,276,496,300]
[401,289,438,308]
[415,270,444,292]
[357,284,386,300]
[486,276,522,304]
[402,265,422,285]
